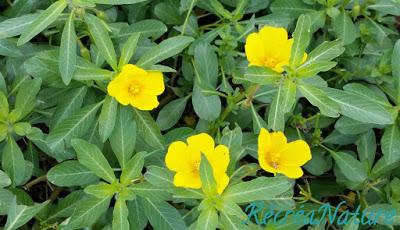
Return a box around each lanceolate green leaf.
[242,66,282,85]
[156,96,189,131]
[331,11,358,45]
[4,198,49,230]
[196,207,218,230]
[325,88,394,125]
[381,125,400,165]
[199,155,217,195]
[300,40,345,68]
[392,39,400,103]
[1,136,25,186]
[110,106,137,168]
[71,138,116,183]
[120,152,145,184]
[137,36,194,68]
[59,12,77,85]
[0,14,38,39]
[331,151,367,183]
[18,0,67,46]
[222,176,292,203]
[46,102,102,155]
[88,0,148,4]
[290,14,311,67]
[67,196,111,229]
[119,33,140,68]
[13,78,42,121]
[298,83,340,117]
[99,95,118,143]
[47,160,99,187]
[268,79,296,131]
[84,13,118,70]
[132,108,165,150]
[142,198,187,230]
[0,170,11,188]
[112,199,130,230]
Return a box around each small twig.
[24,175,47,190]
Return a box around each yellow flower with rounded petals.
[258,128,311,179]
[245,26,307,73]
[165,133,230,194]
[107,64,165,111]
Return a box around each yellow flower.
[245,26,307,73]
[107,64,165,111]
[165,133,230,194]
[258,128,311,179]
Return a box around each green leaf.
[268,79,296,131]
[67,196,111,229]
[99,95,118,143]
[127,182,170,201]
[49,86,87,129]
[137,36,194,68]
[0,91,9,120]
[13,78,42,120]
[132,108,165,150]
[1,136,25,185]
[356,130,376,171]
[298,83,340,117]
[59,12,77,85]
[88,0,148,4]
[84,13,118,70]
[141,198,187,230]
[193,42,218,86]
[0,14,38,39]
[296,61,337,77]
[300,40,345,68]
[127,199,148,230]
[331,11,358,45]
[112,198,130,230]
[381,125,400,165]
[222,176,293,204]
[17,0,67,46]
[118,32,140,68]
[156,97,189,131]
[250,104,267,134]
[73,60,114,81]
[144,166,174,188]
[241,66,282,85]
[115,19,167,41]
[289,14,311,67]
[196,207,218,230]
[46,102,102,155]
[192,83,221,121]
[0,170,11,188]
[120,152,145,185]
[270,0,314,17]
[392,39,400,104]
[84,182,116,198]
[45,191,85,221]
[325,88,394,125]
[71,138,116,183]
[199,154,218,195]
[4,198,49,230]
[110,106,137,168]
[331,151,367,183]
[368,0,400,15]
[0,39,23,57]
[220,212,251,230]
[47,160,99,187]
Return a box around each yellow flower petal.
[165,141,199,172]
[129,94,159,111]
[269,131,287,153]
[245,32,265,66]
[141,71,165,95]
[279,140,312,167]
[214,170,229,194]
[277,166,304,179]
[259,26,288,55]
[204,144,230,172]
[121,64,147,77]
[174,171,201,189]
[187,133,215,155]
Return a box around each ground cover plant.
[0,0,400,229]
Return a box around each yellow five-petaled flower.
[107,64,165,111]
[258,128,311,179]
[245,26,307,73]
[165,133,230,194]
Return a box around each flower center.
[268,152,280,169]
[193,161,200,171]
[129,84,140,94]
[264,57,278,68]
